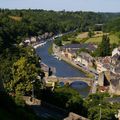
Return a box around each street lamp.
[99,104,101,120]
[31,80,36,98]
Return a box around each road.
[24,96,68,119]
[32,105,67,119]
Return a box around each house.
[23,39,31,46]
[111,53,120,65]
[98,71,110,92]
[75,52,94,67]
[62,43,97,53]
[111,54,120,75]
[96,56,111,74]
[112,47,120,56]
[30,37,37,43]
[112,63,120,75]
[109,73,120,95]
[66,49,77,60]
[98,71,110,86]
[98,71,120,95]
[61,49,77,60]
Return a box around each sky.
[0,0,120,12]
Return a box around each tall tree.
[96,35,111,57]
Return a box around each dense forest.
[0,9,120,52]
[0,9,120,119]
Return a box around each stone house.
[111,53,120,75]
[96,56,111,74]
[111,53,120,65]
[112,63,120,75]
[109,73,120,95]
[75,52,94,67]
[61,49,77,60]
[98,71,110,86]
[98,71,120,95]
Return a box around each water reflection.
[70,81,90,97]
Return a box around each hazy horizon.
[0,0,120,13]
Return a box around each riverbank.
[51,45,94,79]
[48,43,53,54]
[33,41,47,49]
[60,56,94,78]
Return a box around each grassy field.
[85,34,120,44]
[71,31,120,45]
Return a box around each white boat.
[54,56,59,59]
[33,41,47,49]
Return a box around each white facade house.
[31,37,37,43]
[75,52,94,67]
[76,56,89,67]
[112,47,120,56]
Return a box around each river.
[36,41,90,97]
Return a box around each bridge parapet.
[57,77,94,86]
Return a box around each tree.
[6,57,39,95]
[54,39,62,46]
[41,86,86,116]
[88,30,94,38]
[95,35,111,57]
[85,93,119,120]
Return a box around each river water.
[36,41,90,97]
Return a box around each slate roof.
[79,52,94,61]
[62,43,97,51]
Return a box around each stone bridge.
[57,77,94,86]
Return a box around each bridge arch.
[57,77,94,86]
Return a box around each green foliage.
[94,35,111,57]
[54,39,62,46]
[40,86,86,116]
[88,30,94,38]
[14,94,25,107]
[61,35,69,41]
[85,93,120,120]
[104,17,120,33]
[6,56,40,95]
[0,46,41,96]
